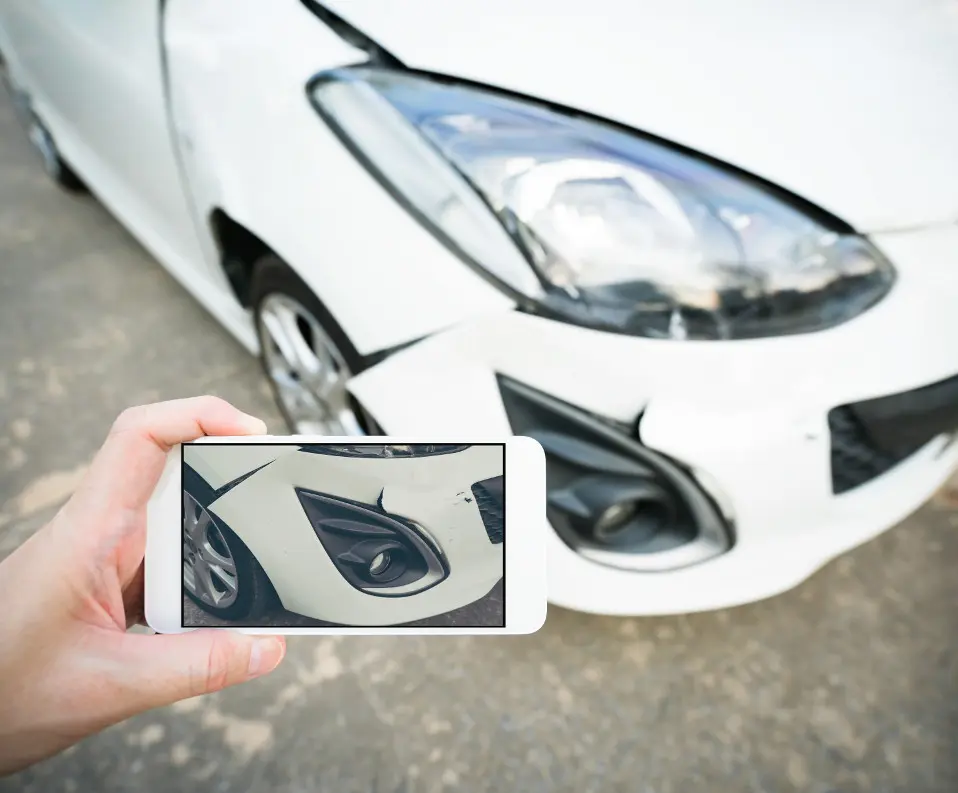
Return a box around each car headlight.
[299,444,470,458]
[309,68,895,340]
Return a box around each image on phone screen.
[181,442,505,628]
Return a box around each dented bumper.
[349,225,958,614]
[202,444,504,625]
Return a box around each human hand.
[0,397,287,775]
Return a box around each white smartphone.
[145,436,547,635]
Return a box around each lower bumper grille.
[472,476,504,544]
[496,374,731,571]
[829,371,958,494]
[828,407,919,494]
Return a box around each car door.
[0,0,221,290]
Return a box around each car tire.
[183,466,279,622]
[26,114,85,192]
[0,61,84,192]
[250,253,383,434]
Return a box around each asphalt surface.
[184,580,505,629]
[1,94,958,793]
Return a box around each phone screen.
[180,442,506,629]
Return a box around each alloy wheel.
[257,293,365,435]
[182,491,239,608]
[27,118,61,180]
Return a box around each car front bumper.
[349,223,958,614]
[206,444,505,625]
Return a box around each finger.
[76,396,267,514]
[117,631,286,711]
[122,564,145,629]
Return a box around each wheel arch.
[208,208,272,309]
[183,461,285,611]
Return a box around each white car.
[1,0,956,616]
[182,443,504,625]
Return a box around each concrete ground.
[183,580,505,629]
[1,94,957,793]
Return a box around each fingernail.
[248,637,285,678]
[239,413,268,435]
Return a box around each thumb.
[119,630,286,710]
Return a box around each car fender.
[184,444,288,492]
[163,0,513,357]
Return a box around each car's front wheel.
[25,113,85,192]
[182,471,277,622]
[250,254,379,435]
[1,60,84,192]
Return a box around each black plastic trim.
[848,373,958,458]
[497,374,733,564]
[295,487,450,598]
[359,335,423,369]
[183,463,214,508]
[829,372,958,493]
[298,0,403,68]
[471,476,504,544]
[210,460,275,501]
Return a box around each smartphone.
[145,436,547,635]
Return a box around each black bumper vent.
[828,407,914,494]
[472,476,504,544]
[828,372,958,494]
[496,374,731,566]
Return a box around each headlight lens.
[299,444,469,458]
[310,68,895,340]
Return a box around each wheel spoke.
[183,491,197,535]
[258,293,366,436]
[278,304,321,377]
[336,408,366,436]
[183,564,201,597]
[191,558,214,602]
[302,363,340,402]
[207,563,238,595]
[188,508,211,545]
[182,494,239,609]
[199,536,235,574]
[260,308,300,372]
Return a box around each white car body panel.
[350,224,958,611]
[325,0,958,232]
[186,444,284,491]
[1,0,955,615]
[0,0,258,350]
[163,0,513,355]
[185,444,504,624]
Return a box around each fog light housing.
[295,488,448,596]
[594,502,639,539]
[593,498,675,545]
[497,374,732,572]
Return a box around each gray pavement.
[1,94,957,793]
[183,580,505,629]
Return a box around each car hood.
[323,0,958,232]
